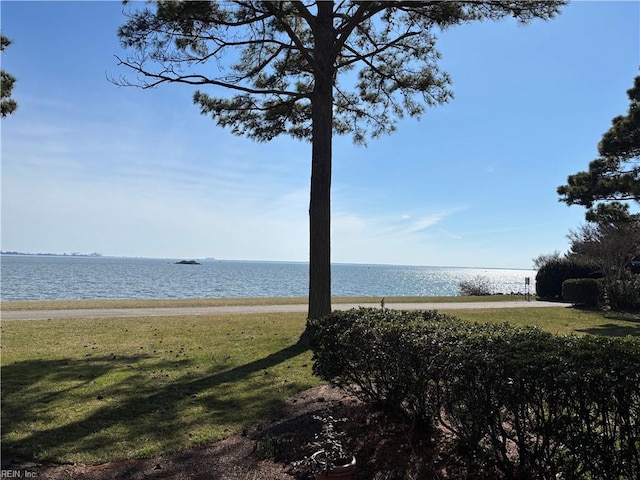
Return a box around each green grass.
[448,307,640,337]
[2,301,637,465]
[1,312,318,463]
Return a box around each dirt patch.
[2,385,479,480]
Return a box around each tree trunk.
[308,1,334,320]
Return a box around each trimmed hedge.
[309,308,640,479]
[535,259,599,299]
[562,278,600,307]
[561,276,640,311]
[603,276,640,311]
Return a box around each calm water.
[0,255,536,301]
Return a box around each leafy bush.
[562,278,601,307]
[458,275,492,296]
[308,308,459,424]
[438,331,640,479]
[535,258,599,299]
[601,276,640,311]
[309,308,640,479]
[552,336,640,479]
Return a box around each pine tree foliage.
[117,1,563,144]
[116,1,565,319]
[558,76,640,216]
[1,34,18,118]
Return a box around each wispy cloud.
[329,206,470,264]
[2,102,312,259]
[380,207,468,237]
[331,207,464,241]
[454,224,551,238]
[437,229,463,240]
[401,213,454,235]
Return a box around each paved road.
[1,300,568,320]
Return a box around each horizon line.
[1,251,535,271]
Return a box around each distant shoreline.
[0,253,534,271]
[1,251,102,257]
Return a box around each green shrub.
[552,336,640,479]
[308,308,460,424]
[440,331,640,479]
[535,258,599,299]
[601,276,640,311]
[562,278,601,307]
[309,308,640,479]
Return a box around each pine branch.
[113,55,307,100]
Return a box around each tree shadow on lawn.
[1,342,311,465]
[575,310,640,337]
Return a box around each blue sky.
[1,1,638,268]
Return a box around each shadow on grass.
[1,342,310,464]
[575,309,640,337]
[577,323,640,337]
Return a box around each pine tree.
[558,76,640,218]
[1,34,18,118]
[117,1,565,320]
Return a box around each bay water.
[0,255,535,301]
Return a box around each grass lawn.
[1,300,638,464]
[1,312,317,463]
[449,307,640,337]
